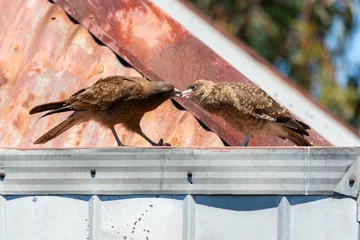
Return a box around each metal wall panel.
[289,196,357,240]
[195,196,279,240]
[101,196,184,240]
[2,195,89,240]
[0,195,358,240]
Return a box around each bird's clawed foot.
[135,129,171,147]
[241,134,251,147]
[154,138,171,146]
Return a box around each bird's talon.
[154,139,171,146]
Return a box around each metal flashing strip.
[0,148,359,195]
[334,156,360,198]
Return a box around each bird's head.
[151,82,182,98]
[182,80,215,100]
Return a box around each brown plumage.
[30,76,181,146]
[182,80,314,146]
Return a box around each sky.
[325,1,360,88]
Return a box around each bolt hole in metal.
[90,169,96,178]
[187,171,193,184]
[0,171,5,181]
[349,178,355,188]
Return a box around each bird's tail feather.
[281,119,309,136]
[34,113,80,144]
[29,101,66,115]
[285,128,315,147]
[41,105,74,118]
[295,120,310,130]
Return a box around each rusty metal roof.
[0,0,223,148]
[0,0,335,147]
[50,0,331,146]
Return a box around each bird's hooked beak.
[181,89,193,99]
[171,88,182,97]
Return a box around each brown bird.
[182,80,314,146]
[29,76,181,146]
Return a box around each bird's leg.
[136,128,170,146]
[241,134,251,147]
[110,126,124,146]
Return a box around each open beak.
[181,89,193,98]
[171,88,182,97]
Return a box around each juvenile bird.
[182,80,314,146]
[30,76,181,146]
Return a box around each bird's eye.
[189,85,196,90]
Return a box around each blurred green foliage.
[189,0,360,130]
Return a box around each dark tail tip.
[296,120,311,130]
[40,105,74,118]
[29,101,66,115]
[34,139,44,144]
[285,128,315,147]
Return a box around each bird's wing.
[219,82,292,121]
[220,82,309,135]
[67,76,145,111]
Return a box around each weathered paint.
[53,0,330,146]
[0,0,223,148]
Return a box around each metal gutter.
[0,148,358,195]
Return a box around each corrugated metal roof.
[52,0,330,146]
[0,0,223,148]
[0,195,358,240]
[0,148,358,195]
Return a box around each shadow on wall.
[3,194,349,211]
[194,195,347,211]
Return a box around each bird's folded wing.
[224,83,292,121]
[67,76,143,111]
[224,83,309,134]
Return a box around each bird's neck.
[195,88,217,108]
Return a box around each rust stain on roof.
[52,0,329,146]
[0,0,223,148]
